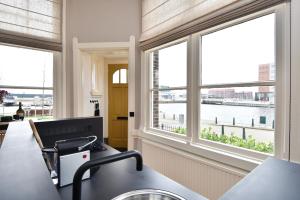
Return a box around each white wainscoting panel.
[141,139,247,200]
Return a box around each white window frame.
[192,4,290,160]
[141,3,290,165]
[145,37,191,141]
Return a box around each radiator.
[141,139,247,200]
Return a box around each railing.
[159,123,185,134]
[159,119,274,143]
[211,123,274,140]
[213,117,274,129]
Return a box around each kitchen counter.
[220,157,300,200]
[58,144,207,200]
[0,121,207,200]
[0,121,61,200]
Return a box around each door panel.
[111,87,123,116]
[108,64,128,148]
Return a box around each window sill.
[138,129,265,172]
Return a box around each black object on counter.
[16,102,25,120]
[13,114,19,120]
[35,117,104,151]
[56,136,96,156]
[0,116,13,122]
[72,150,143,200]
[55,136,98,188]
[94,103,100,116]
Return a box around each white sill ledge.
[136,130,265,172]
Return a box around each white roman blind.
[141,0,287,50]
[0,0,62,51]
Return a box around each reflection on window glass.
[113,70,120,84]
[199,14,275,154]
[120,68,127,83]
[201,14,275,85]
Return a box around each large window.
[199,14,275,154]
[0,44,54,120]
[149,42,187,135]
[145,5,289,160]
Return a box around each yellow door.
[108,64,128,149]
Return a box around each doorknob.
[117,116,128,120]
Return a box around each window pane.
[151,42,187,89]
[120,68,127,83]
[200,86,275,154]
[113,70,119,84]
[152,102,187,135]
[1,88,53,121]
[201,14,275,85]
[0,45,53,87]
[151,89,187,132]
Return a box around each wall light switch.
[129,112,134,117]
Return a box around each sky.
[155,13,275,93]
[0,45,53,89]
[159,42,187,87]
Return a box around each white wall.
[80,51,93,116]
[65,0,141,127]
[79,54,105,118]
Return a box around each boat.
[3,95,16,106]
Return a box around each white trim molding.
[53,51,66,119]
[61,0,67,119]
[72,37,82,117]
[128,35,137,150]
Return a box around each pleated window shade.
[0,0,62,51]
[141,0,286,50]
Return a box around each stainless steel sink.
[112,189,187,200]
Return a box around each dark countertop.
[58,144,207,200]
[0,121,61,200]
[220,157,300,200]
[0,121,207,200]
